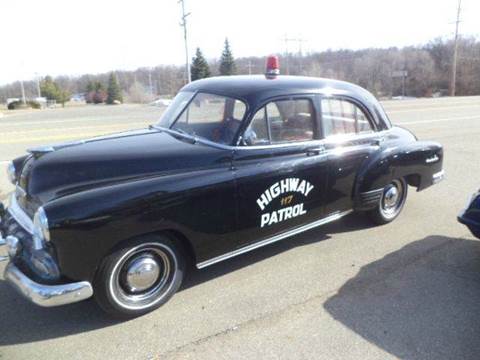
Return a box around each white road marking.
[400,115,480,125]
[388,104,480,114]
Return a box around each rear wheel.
[368,178,408,225]
[94,235,185,318]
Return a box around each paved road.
[1,97,480,359]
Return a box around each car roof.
[181,75,378,107]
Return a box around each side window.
[321,98,373,137]
[233,100,247,121]
[244,98,315,145]
[244,108,269,145]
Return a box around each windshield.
[158,91,247,145]
[157,91,195,128]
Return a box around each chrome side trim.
[4,263,93,307]
[154,125,389,152]
[7,194,34,234]
[197,210,353,269]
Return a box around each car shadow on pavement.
[0,214,378,346]
[324,235,480,360]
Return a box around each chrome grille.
[3,211,34,250]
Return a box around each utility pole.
[450,0,462,97]
[148,69,154,96]
[247,60,253,75]
[179,0,191,84]
[20,79,26,105]
[35,73,41,98]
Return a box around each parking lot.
[1,97,480,359]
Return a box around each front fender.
[44,167,235,282]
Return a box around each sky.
[1,0,479,85]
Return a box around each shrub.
[28,100,41,109]
[7,100,40,110]
[93,90,107,104]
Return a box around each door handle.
[372,137,385,146]
[306,145,326,156]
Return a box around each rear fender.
[354,140,443,209]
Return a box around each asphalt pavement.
[1,97,480,359]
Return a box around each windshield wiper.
[169,127,198,144]
[151,125,197,144]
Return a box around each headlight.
[33,207,50,250]
[7,161,16,184]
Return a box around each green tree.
[191,48,211,81]
[86,81,95,93]
[219,38,236,76]
[40,75,70,107]
[40,76,59,100]
[94,81,104,92]
[106,72,123,104]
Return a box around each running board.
[196,210,353,269]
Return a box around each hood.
[18,128,230,212]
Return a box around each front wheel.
[367,178,408,225]
[94,235,185,318]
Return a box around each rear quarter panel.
[356,127,443,195]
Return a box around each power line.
[283,35,305,75]
[450,0,462,96]
[179,0,191,84]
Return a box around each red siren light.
[265,55,280,78]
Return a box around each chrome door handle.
[306,146,326,156]
[372,137,385,146]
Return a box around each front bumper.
[3,261,93,307]
[1,198,93,307]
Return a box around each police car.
[0,56,444,317]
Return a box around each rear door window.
[243,98,316,145]
[321,98,373,137]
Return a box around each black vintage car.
[458,192,480,238]
[0,63,444,317]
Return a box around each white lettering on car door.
[256,178,314,227]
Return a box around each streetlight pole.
[450,0,462,97]
[179,0,191,84]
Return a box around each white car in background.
[150,98,172,107]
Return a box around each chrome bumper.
[3,262,93,307]
[1,199,93,307]
[433,170,445,184]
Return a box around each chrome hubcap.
[384,186,399,209]
[125,255,160,293]
[380,179,405,219]
[109,243,177,310]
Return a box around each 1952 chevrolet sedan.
[0,62,444,317]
